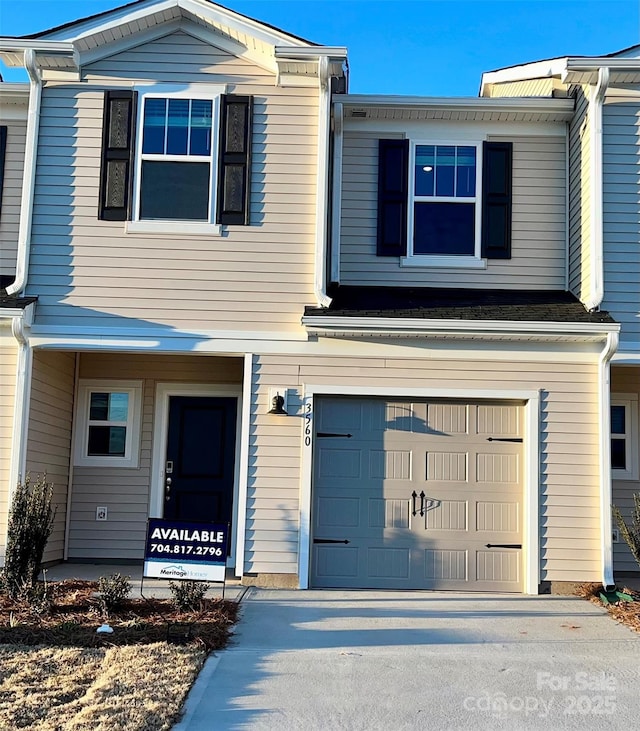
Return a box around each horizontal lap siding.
[487,79,556,97]
[0,339,17,557]
[340,134,566,288]
[0,119,26,276]
[248,354,601,582]
[25,351,75,563]
[28,30,318,333]
[68,353,242,560]
[602,99,640,345]
[611,366,640,574]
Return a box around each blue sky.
[0,0,638,95]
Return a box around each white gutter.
[7,305,35,512]
[584,67,609,311]
[314,56,332,307]
[5,49,43,296]
[302,315,620,337]
[598,331,618,589]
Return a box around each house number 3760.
[304,402,312,446]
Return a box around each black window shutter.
[217,95,252,225]
[98,90,137,221]
[377,138,409,256]
[0,126,7,219]
[481,141,512,259]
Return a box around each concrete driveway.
[175,589,640,730]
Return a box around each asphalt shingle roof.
[304,287,616,324]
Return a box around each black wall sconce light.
[268,388,289,415]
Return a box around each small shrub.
[169,580,210,612]
[613,493,640,569]
[98,574,132,614]
[2,474,56,600]
[26,579,52,616]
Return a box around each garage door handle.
[314,539,350,544]
[487,438,523,443]
[485,543,522,549]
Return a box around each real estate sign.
[143,518,228,582]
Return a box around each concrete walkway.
[175,589,640,731]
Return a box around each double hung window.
[138,96,215,222]
[411,143,479,258]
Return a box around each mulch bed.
[576,583,640,633]
[0,580,239,650]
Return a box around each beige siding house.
[0,0,635,594]
[482,47,640,582]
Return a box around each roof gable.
[0,0,347,78]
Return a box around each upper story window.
[98,88,252,232]
[611,395,639,480]
[377,138,512,266]
[137,95,216,223]
[411,143,480,259]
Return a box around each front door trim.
[299,385,540,594]
[151,383,242,567]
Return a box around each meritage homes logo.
[159,564,188,578]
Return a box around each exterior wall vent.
[350,109,367,118]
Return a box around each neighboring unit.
[0,0,637,593]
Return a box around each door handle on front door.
[165,476,172,501]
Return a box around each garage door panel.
[368,547,410,579]
[476,550,520,584]
[424,500,468,531]
[424,549,468,581]
[368,498,410,529]
[314,545,359,578]
[426,451,468,481]
[311,397,523,591]
[369,450,411,480]
[476,501,520,533]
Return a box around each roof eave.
[302,315,620,340]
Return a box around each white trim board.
[150,382,242,568]
[298,384,541,594]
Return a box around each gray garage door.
[311,397,523,592]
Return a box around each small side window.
[74,380,142,468]
[611,395,639,480]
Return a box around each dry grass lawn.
[0,643,207,730]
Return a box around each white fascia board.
[275,46,347,59]
[302,316,620,337]
[335,93,574,115]
[479,58,568,94]
[566,57,640,72]
[0,83,30,95]
[0,309,27,320]
[0,39,76,53]
[0,40,77,69]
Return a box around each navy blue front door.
[164,396,237,525]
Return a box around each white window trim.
[611,393,639,480]
[407,139,484,267]
[74,380,143,468]
[130,83,226,234]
